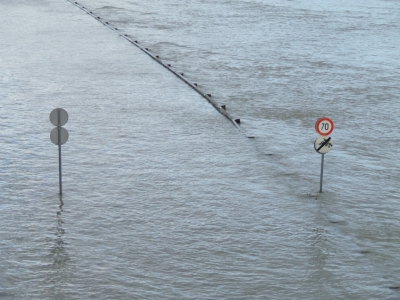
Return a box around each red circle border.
[315,117,334,136]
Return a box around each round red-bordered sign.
[315,117,334,136]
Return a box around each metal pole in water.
[57,109,62,195]
[50,108,69,195]
[319,154,324,193]
[58,143,62,195]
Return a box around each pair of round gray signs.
[314,117,334,154]
[50,108,69,145]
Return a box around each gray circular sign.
[50,127,69,145]
[50,108,68,127]
[314,136,333,154]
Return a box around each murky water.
[0,0,399,298]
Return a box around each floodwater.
[0,0,399,298]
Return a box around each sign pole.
[58,142,62,195]
[50,108,69,195]
[314,117,334,193]
[319,153,324,193]
[57,109,63,195]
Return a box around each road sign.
[315,117,334,136]
[50,108,68,127]
[314,136,333,154]
[49,108,69,195]
[50,127,69,145]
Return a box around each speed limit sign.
[315,117,334,136]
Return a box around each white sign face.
[50,127,69,145]
[314,136,333,154]
[315,117,334,136]
[50,108,69,127]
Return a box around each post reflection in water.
[47,196,70,297]
[53,196,68,267]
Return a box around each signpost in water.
[50,108,69,195]
[314,117,334,193]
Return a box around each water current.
[0,0,399,298]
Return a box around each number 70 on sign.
[315,117,334,136]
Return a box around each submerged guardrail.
[67,1,252,138]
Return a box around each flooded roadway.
[0,0,399,299]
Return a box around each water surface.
[0,0,399,298]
